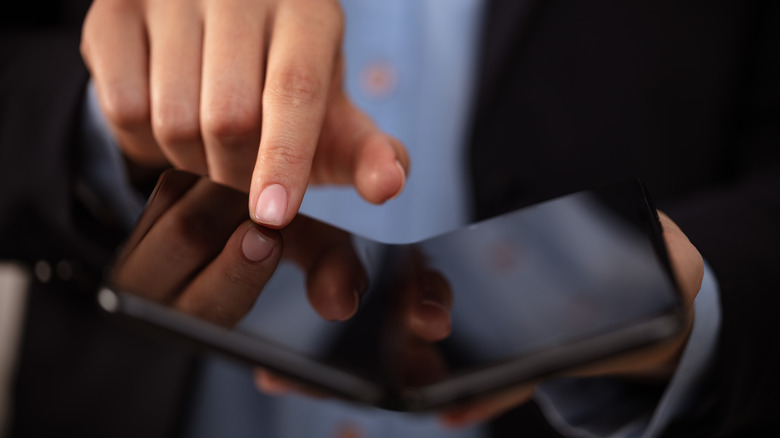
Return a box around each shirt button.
[359,60,398,99]
[34,260,52,283]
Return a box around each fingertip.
[355,137,408,204]
[389,159,407,200]
[389,135,411,177]
[241,224,276,263]
[313,287,360,322]
[413,299,452,342]
[410,271,453,341]
[252,183,289,228]
[338,289,360,321]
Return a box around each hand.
[255,247,455,396]
[438,211,705,427]
[112,172,282,327]
[81,0,409,229]
[280,214,369,322]
[111,170,369,327]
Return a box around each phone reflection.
[111,171,254,327]
[108,169,453,391]
[106,170,681,409]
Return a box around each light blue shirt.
[80,0,722,436]
[300,0,481,243]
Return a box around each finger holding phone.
[439,212,704,427]
[254,246,458,399]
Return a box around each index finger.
[249,0,343,228]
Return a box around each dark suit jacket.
[2,0,779,437]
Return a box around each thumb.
[312,92,410,204]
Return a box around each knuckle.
[222,267,260,293]
[201,103,261,147]
[260,143,312,174]
[152,105,200,145]
[267,66,325,107]
[101,89,150,129]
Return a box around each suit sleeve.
[649,3,780,435]
[0,29,195,438]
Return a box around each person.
[1,0,779,437]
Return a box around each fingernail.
[242,226,274,262]
[421,298,449,313]
[390,160,406,200]
[336,289,360,322]
[254,184,287,227]
[419,275,452,339]
[420,274,450,311]
[420,299,452,340]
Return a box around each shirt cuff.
[534,260,721,438]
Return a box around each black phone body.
[98,170,684,412]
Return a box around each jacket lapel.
[472,0,544,135]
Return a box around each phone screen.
[100,170,683,411]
